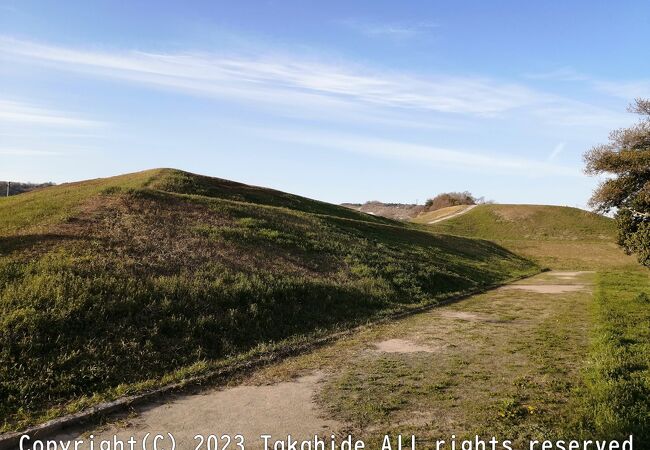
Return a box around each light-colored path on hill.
[49,271,593,449]
[427,204,477,224]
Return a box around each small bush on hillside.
[424,191,477,211]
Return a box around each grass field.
[422,203,649,443]
[0,169,538,432]
[578,269,650,442]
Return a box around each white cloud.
[340,19,438,39]
[548,142,565,161]
[524,67,589,82]
[0,99,106,128]
[0,37,633,131]
[526,67,650,101]
[253,127,580,177]
[592,80,650,100]
[531,102,630,128]
[0,37,552,118]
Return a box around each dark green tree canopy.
[585,99,650,267]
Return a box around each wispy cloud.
[525,67,589,82]
[252,127,580,177]
[0,99,106,127]
[548,142,565,161]
[0,37,631,130]
[0,148,64,156]
[591,80,650,100]
[0,37,537,116]
[339,19,438,39]
[526,67,650,101]
[530,102,629,128]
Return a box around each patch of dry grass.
[412,205,470,223]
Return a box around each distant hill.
[341,193,480,222]
[341,201,424,221]
[419,204,631,270]
[419,204,615,241]
[0,168,536,432]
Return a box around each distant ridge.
[341,201,423,221]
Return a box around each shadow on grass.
[327,215,527,262]
[0,233,79,256]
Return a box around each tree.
[424,191,477,211]
[1,181,54,196]
[584,98,650,267]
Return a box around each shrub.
[424,191,477,211]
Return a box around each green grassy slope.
[419,204,615,241]
[0,168,391,237]
[421,203,649,442]
[578,269,650,443]
[0,169,537,432]
[421,204,633,270]
[0,169,161,235]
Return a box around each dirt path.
[49,271,593,449]
[427,204,477,224]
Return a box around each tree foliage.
[1,181,54,196]
[425,191,478,211]
[584,99,650,267]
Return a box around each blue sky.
[1,0,649,207]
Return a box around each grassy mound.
[419,204,615,241]
[0,169,537,432]
[421,204,634,270]
[0,168,390,237]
